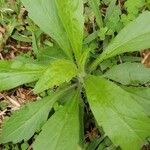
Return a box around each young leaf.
[37,45,67,64]
[33,89,83,150]
[125,0,145,16]
[103,62,150,85]
[21,0,72,58]
[1,88,68,143]
[55,0,84,62]
[0,60,46,91]
[89,0,103,28]
[84,75,150,150]
[90,11,150,70]
[105,0,122,32]
[121,0,145,25]
[34,59,78,94]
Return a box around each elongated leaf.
[105,0,122,32]
[55,0,84,61]
[1,88,68,143]
[123,87,150,116]
[0,60,46,91]
[90,11,150,70]
[37,45,67,63]
[84,75,150,150]
[105,0,117,21]
[21,0,72,58]
[83,31,98,44]
[89,0,103,28]
[34,59,78,93]
[33,89,83,150]
[104,62,150,85]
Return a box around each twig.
[0,53,4,60]
[0,109,7,116]
[6,96,21,107]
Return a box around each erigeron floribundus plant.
[0,0,150,150]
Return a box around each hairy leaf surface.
[84,75,150,150]
[1,89,67,143]
[37,45,67,63]
[55,0,84,61]
[0,60,46,91]
[21,0,72,58]
[104,62,150,85]
[33,90,83,150]
[105,0,122,32]
[34,59,78,93]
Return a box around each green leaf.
[21,0,72,58]
[34,59,78,94]
[84,75,150,150]
[102,0,112,5]
[105,0,122,32]
[98,27,108,40]
[0,60,46,91]
[89,0,103,28]
[123,86,150,116]
[83,30,98,44]
[104,62,150,85]
[33,89,83,150]
[55,0,84,61]
[90,11,150,71]
[1,88,68,143]
[125,0,145,15]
